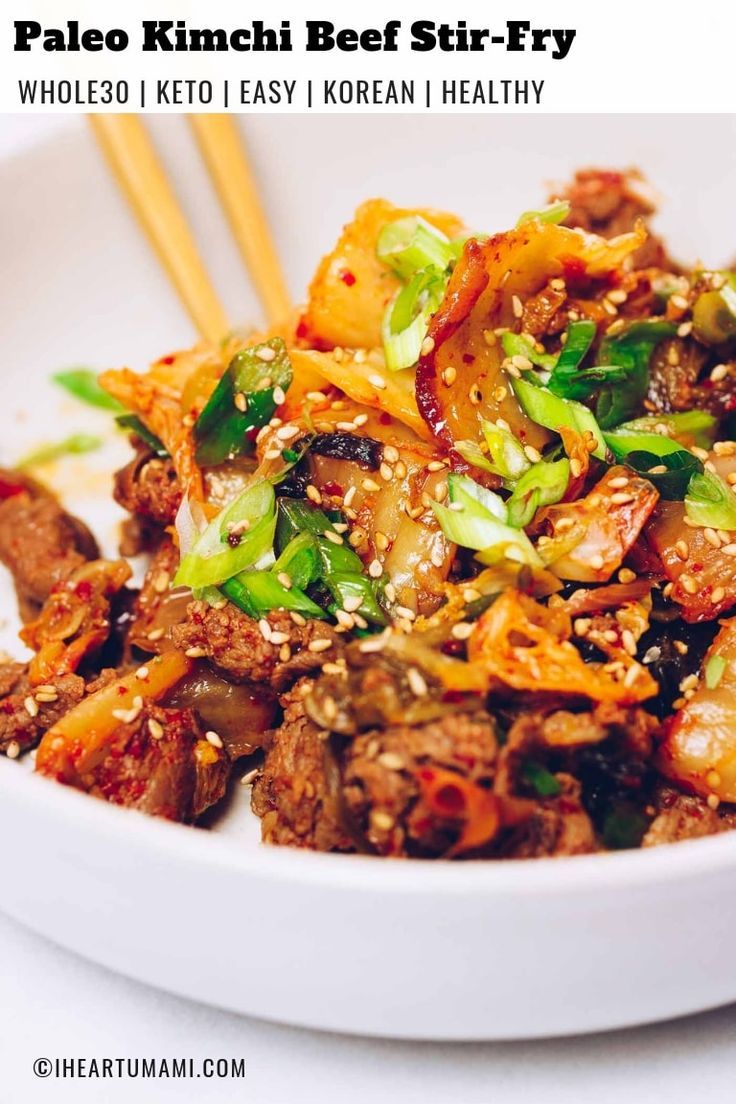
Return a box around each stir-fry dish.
[3,169,736,860]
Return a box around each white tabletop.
[1,907,735,1103]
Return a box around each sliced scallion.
[501,332,557,372]
[52,368,124,412]
[174,479,276,589]
[512,376,607,459]
[685,470,736,530]
[516,200,571,227]
[376,216,454,280]
[506,458,571,528]
[705,654,727,690]
[480,419,531,481]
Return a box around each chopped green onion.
[623,449,703,500]
[516,200,571,227]
[521,760,561,797]
[271,532,320,591]
[276,498,338,551]
[595,320,677,428]
[612,412,716,450]
[480,420,531,481]
[453,439,497,475]
[512,376,607,459]
[221,571,326,620]
[705,654,727,690]
[501,332,557,372]
[275,500,387,626]
[448,473,508,521]
[685,470,736,530]
[376,216,454,280]
[604,428,686,461]
[174,479,276,589]
[692,284,736,345]
[323,571,386,626]
[17,432,103,470]
[115,414,169,457]
[194,338,293,467]
[506,458,571,528]
[602,804,649,850]
[52,368,124,412]
[547,320,618,400]
[432,476,542,567]
[381,267,446,371]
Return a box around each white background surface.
[2,909,736,1104]
[2,113,736,1100]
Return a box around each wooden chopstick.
[189,114,292,327]
[89,114,230,345]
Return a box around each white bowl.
[0,114,735,1041]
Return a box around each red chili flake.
[117,686,128,696]
[0,478,25,500]
[322,480,344,497]
[74,581,93,601]
[379,412,392,426]
[295,318,309,340]
[441,689,467,703]
[227,532,242,548]
[691,563,703,574]
[462,353,476,365]
[339,269,357,287]
[158,355,176,366]
[441,640,465,657]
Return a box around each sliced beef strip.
[642,785,736,848]
[171,601,342,690]
[251,680,354,852]
[0,470,99,620]
[113,442,182,529]
[0,663,85,756]
[74,700,230,822]
[339,711,499,858]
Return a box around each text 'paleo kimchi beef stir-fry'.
[3,168,736,859]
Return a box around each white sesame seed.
[451,621,474,640]
[677,321,693,337]
[368,559,382,579]
[276,572,293,590]
[343,595,363,613]
[711,364,729,383]
[343,486,357,508]
[589,554,605,571]
[441,366,457,387]
[524,445,542,463]
[258,619,273,642]
[407,668,428,697]
[6,740,20,760]
[148,718,164,740]
[611,492,635,505]
[324,529,343,546]
[306,484,323,505]
[205,730,224,749]
[308,638,333,653]
[511,295,523,318]
[380,462,394,482]
[306,391,327,402]
[369,373,387,390]
[147,627,165,642]
[362,478,381,493]
[256,346,276,362]
[354,413,369,427]
[290,611,307,627]
[276,424,300,441]
[608,476,629,489]
[336,421,358,432]
[135,666,150,681]
[234,392,248,413]
[335,610,355,630]
[185,646,207,659]
[395,606,416,622]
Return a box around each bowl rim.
[3,756,736,899]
